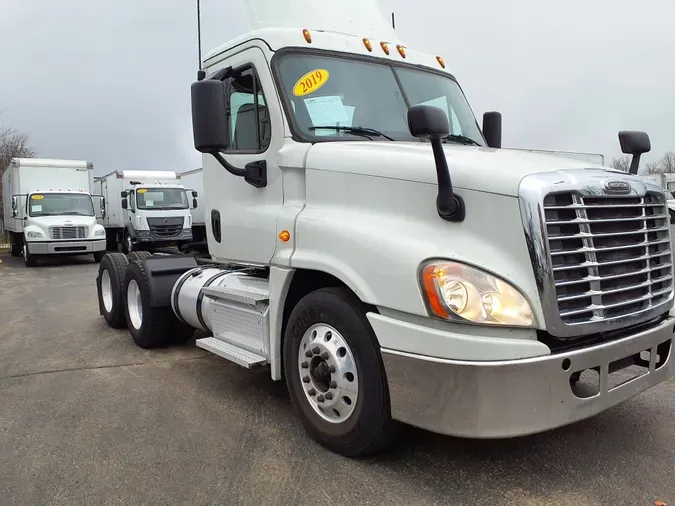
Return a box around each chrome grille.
[544,192,673,325]
[49,226,88,240]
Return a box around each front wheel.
[23,243,38,267]
[283,287,396,457]
[97,253,129,328]
[122,233,134,254]
[10,233,22,257]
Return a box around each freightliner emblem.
[603,180,631,194]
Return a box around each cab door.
[202,45,285,265]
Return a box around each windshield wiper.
[441,134,481,146]
[60,212,91,216]
[309,125,394,141]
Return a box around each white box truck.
[94,170,196,253]
[2,158,107,266]
[178,168,206,242]
[95,0,675,458]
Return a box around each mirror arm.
[211,152,246,177]
[629,154,641,175]
[431,139,465,222]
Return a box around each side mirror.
[101,198,107,218]
[120,191,127,198]
[191,79,229,152]
[408,104,450,140]
[192,190,198,198]
[407,104,464,222]
[11,197,17,218]
[193,198,198,209]
[618,130,651,174]
[482,111,502,148]
[121,198,128,210]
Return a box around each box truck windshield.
[28,193,95,217]
[135,188,188,210]
[275,52,484,145]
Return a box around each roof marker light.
[302,29,312,43]
[380,42,390,55]
[436,56,446,69]
[363,38,372,52]
[396,45,406,58]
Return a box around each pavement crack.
[0,354,211,382]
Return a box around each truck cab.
[96,0,675,457]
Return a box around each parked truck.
[95,0,674,457]
[178,168,206,242]
[94,170,196,253]
[2,158,106,266]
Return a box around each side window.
[224,67,270,152]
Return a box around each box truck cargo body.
[178,168,205,241]
[95,170,194,253]
[2,158,106,266]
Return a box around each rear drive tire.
[93,251,106,263]
[123,260,195,348]
[283,287,397,457]
[97,253,129,328]
[10,233,22,257]
[23,243,38,267]
[127,251,152,263]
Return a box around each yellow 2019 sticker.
[293,69,329,96]
[31,194,44,200]
[137,189,147,193]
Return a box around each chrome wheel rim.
[126,236,133,252]
[298,324,359,423]
[101,270,113,313]
[127,279,143,330]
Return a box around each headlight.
[26,231,43,238]
[420,261,536,328]
[94,228,106,236]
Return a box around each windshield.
[135,187,188,210]
[275,52,485,146]
[28,193,94,217]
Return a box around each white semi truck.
[94,170,197,253]
[2,158,106,266]
[95,0,674,457]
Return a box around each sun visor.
[242,0,399,42]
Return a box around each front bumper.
[27,239,106,254]
[382,316,675,438]
[134,229,192,243]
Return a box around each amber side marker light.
[380,41,390,55]
[363,38,372,52]
[279,230,291,242]
[436,56,446,69]
[396,45,406,58]
[302,29,312,43]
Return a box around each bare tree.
[611,156,631,172]
[659,151,675,173]
[643,161,662,174]
[0,122,36,221]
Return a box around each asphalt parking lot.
[1,253,674,506]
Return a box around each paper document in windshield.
[305,95,351,128]
[31,205,42,213]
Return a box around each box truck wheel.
[97,253,129,328]
[283,287,396,457]
[10,233,22,257]
[123,260,194,348]
[22,243,38,267]
[127,251,152,263]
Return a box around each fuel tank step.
[196,337,267,368]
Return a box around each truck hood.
[26,215,97,227]
[305,142,617,197]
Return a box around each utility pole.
[197,0,202,70]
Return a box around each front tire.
[283,287,396,457]
[23,243,38,267]
[124,260,195,348]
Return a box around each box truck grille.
[49,226,88,240]
[543,192,673,325]
[147,217,184,238]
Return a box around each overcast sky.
[1,0,673,175]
